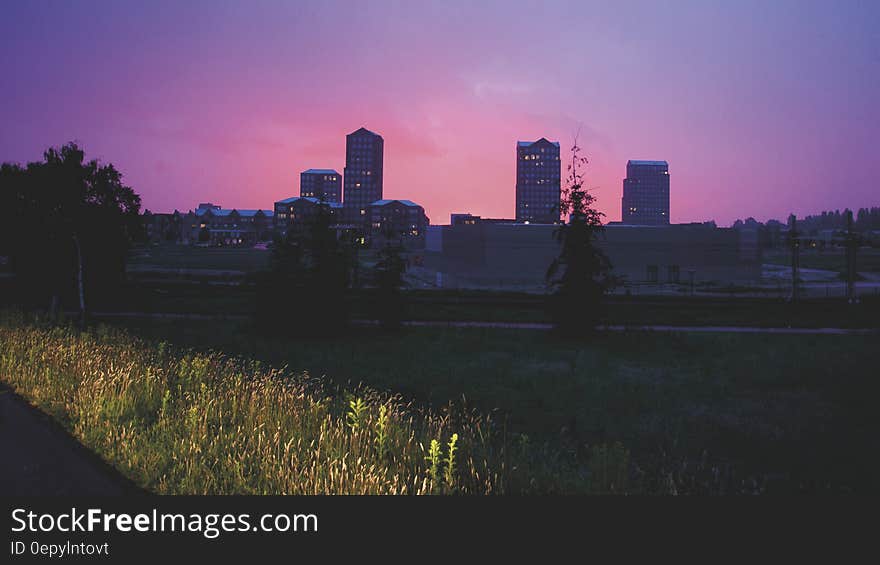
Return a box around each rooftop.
[371,199,421,208]
[236,209,273,217]
[276,196,320,205]
[195,208,272,217]
[517,138,560,148]
[628,160,669,167]
[348,126,381,138]
[275,196,343,208]
[302,169,340,175]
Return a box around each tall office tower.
[621,160,670,225]
[343,127,384,221]
[515,138,561,224]
[300,169,342,202]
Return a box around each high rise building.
[515,138,561,224]
[343,127,384,221]
[300,169,342,202]
[621,160,670,225]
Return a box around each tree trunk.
[49,293,59,322]
[73,233,86,327]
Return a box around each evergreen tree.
[372,230,408,331]
[545,138,613,336]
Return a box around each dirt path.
[0,384,143,496]
[84,311,878,335]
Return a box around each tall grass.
[0,311,597,494]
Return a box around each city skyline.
[1,1,878,226]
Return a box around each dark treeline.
[255,204,353,337]
[798,208,880,233]
[0,143,141,318]
[731,208,880,249]
[732,208,880,234]
[255,205,410,336]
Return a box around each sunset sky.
[2,0,878,225]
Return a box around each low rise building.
[300,169,342,202]
[273,196,343,238]
[187,206,274,245]
[424,219,761,289]
[142,210,186,243]
[368,199,429,250]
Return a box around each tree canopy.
[0,142,141,314]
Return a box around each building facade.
[622,160,670,225]
[515,138,561,224]
[343,127,384,222]
[142,211,185,243]
[368,199,428,250]
[273,196,343,237]
[300,169,342,202]
[183,204,274,246]
[424,220,761,289]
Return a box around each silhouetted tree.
[0,143,141,321]
[256,204,351,336]
[545,137,613,336]
[372,231,408,331]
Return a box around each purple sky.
[1,0,878,225]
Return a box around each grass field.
[128,244,271,272]
[2,313,615,494]
[92,282,880,329]
[98,316,879,493]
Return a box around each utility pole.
[788,214,799,303]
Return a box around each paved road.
[0,384,142,496]
[82,311,878,335]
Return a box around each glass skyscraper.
[515,138,561,224]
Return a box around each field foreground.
[2,312,876,494]
[0,313,611,494]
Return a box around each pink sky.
[1,1,878,225]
